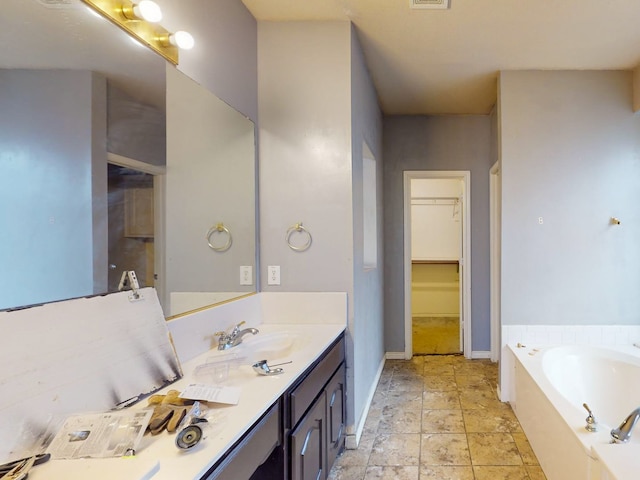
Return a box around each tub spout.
[611,407,640,443]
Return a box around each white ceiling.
[241,0,640,115]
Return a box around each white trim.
[385,351,407,360]
[107,152,167,176]
[471,350,492,359]
[403,171,472,359]
[346,355,386,449]
[489,162,501,363]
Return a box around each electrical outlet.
[240,266,253,286]
[267,265,280,285]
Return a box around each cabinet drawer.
[205,401,281,480]
[290,337,344,428]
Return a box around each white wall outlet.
[267,265,281,285]
[538,216,544,225]
[240,266,253,286]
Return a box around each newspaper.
[48,410,152,459]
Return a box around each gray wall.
[350,25,385,431]
[163,0,258,122]
[258,21,386,436]
[383,115,492,353]
[0,70,107,309]
[499,70,640,326]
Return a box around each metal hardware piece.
[582,403,597,432]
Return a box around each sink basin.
[240,332,298,363]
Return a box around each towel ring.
[206,223,232,252]
[286,222,312,252]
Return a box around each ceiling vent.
[411,0,450,9]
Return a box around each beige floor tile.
[335,446,373,467]
[328,464,367,480]
[390,374,425,392]
[420,433,471,465]
[390,358,424,375]
[424,375,457,391]
[463,409,522,433]
[458,387,505,410]
[378,406,422,433]
[385,389,423,409]
[363,465,419,480]
[362,412,382,436]
[369,433,421,466]
[423,363,456,376]
[422,354,462,366]
[525,465,548,480]
[423,390,461,409]
[473,465,529,480]
[512,432,539,465]
[455,374,492,389]
[467,433,523,466]
[421,409,465,433]
[419,465,474,480]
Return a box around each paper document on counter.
[48,410,152,459]
[179,383,241,405]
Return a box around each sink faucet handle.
[583,403,597,432]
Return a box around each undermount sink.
[240,332,298,363]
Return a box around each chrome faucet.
[215,321,259,350]
[611,407,640,443]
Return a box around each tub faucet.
[215,321,259,350]
[610,407,640,443]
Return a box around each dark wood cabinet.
[290,392,326,480]
[202,333,345,480]
[325,364,345,471]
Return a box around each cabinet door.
[325,364,345,471]
[290,392,326,480]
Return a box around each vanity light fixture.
[122,0,162,23]
[81,0,194,65]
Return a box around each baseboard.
[471,350,491,359]
[385,351,406,360]
[345,355,386,449]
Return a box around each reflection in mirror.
[165,66,256,316]
[0,0,256,315]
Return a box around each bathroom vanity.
[0,290,347,480]
[207,333,345,480]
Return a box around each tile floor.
[329,355,547,480]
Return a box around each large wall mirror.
[0,0,256,316]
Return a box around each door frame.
[107,153,166,303]
[403,170,472,359]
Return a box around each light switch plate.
[267,265,280,285]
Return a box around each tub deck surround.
[509,344,640,480]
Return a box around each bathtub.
[508,344,640,480]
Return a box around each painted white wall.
[165,66,256,314]
[258,21,385,441]
[499,70,640,327]
[0,70,107,309]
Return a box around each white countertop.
[26,323,345,480]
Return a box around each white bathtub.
[509,344,640,480]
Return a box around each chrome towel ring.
[286,222,312,252]
[206,223,232,252]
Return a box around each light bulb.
[170,31,195,50]
[132,0,162,23]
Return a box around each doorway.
[403,171,471,359]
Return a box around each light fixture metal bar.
[81,0,179,65]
